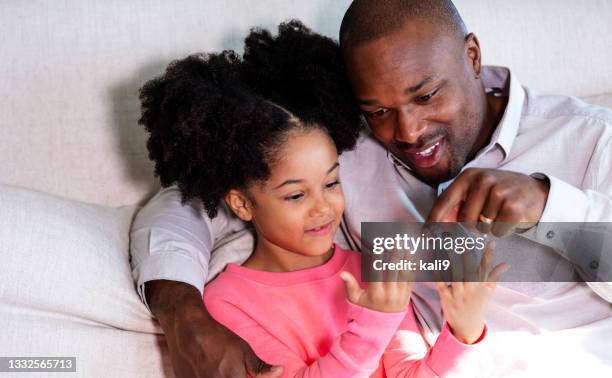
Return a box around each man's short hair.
[339,0,468,48]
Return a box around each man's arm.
[130,186,217,307]
[427,136,612,302]
[525,137,612,302]
[130,186,281,377]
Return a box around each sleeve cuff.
[133,251,208,315]
[346,300,408,323]
[521,174,589,256]
[426,322,487,374]
[535,173,588,223]
[341,300,409,372]
[345,300,408,338]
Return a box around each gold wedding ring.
[479,214,494,224]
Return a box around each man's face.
[343,20,486,185]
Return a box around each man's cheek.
[370,124,394,146]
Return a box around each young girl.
[139,21,503,377]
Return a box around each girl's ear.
[225,189,254,221]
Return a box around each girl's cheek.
[332,192,346,214]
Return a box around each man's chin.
[405,158,453,185]
[412,170,452,186]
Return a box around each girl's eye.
[285,193,304,202]
[365,108,389,119]
[325,180,340,189]
[416,88,439,103]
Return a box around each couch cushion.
[0,184,172,377]
[583,93,612,109]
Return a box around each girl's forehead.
[279,129,336,161]
[265,129,339,185]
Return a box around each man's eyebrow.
[357,77,435,105]
[405,76,434,94]
[272,162,339,190]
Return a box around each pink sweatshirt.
[204,245,486,377]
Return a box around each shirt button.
[590,261,599,270]
[546,230,555,239]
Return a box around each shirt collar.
[386,65,526,168]
[480,66,525,162]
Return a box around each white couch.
[1,1,610,377]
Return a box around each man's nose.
[394,107,425,145]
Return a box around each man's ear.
[225,189,254,222]
[464,33,482,79]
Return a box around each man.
[131,0,612,376]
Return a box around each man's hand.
[427,168,550,236]
[146,280,283,378]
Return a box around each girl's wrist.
[447,322,486,345]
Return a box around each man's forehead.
[345,19,450,57]
[347,43,448,98]
[344,23,458,96]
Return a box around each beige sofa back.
[1,0,610,207]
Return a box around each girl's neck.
[243,237,334,272]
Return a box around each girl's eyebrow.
[273,178,303,190]
[327,162,340,173]
[272,162,340,190]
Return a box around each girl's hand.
[436,241,509,344]
[340,271,414,313]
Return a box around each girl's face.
[228,128,345,264]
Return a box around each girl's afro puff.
[241,20,361,152]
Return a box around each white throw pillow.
[0,184,171,377]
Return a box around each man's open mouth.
[405,139,444,169]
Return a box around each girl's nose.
[310,194,332,218]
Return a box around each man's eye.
[365,108,389,119]
[285,193,304,202]
[325,180,340,190]
[417,89,439,103]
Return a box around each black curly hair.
[139,20,361,218]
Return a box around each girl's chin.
[300,243,335,258]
